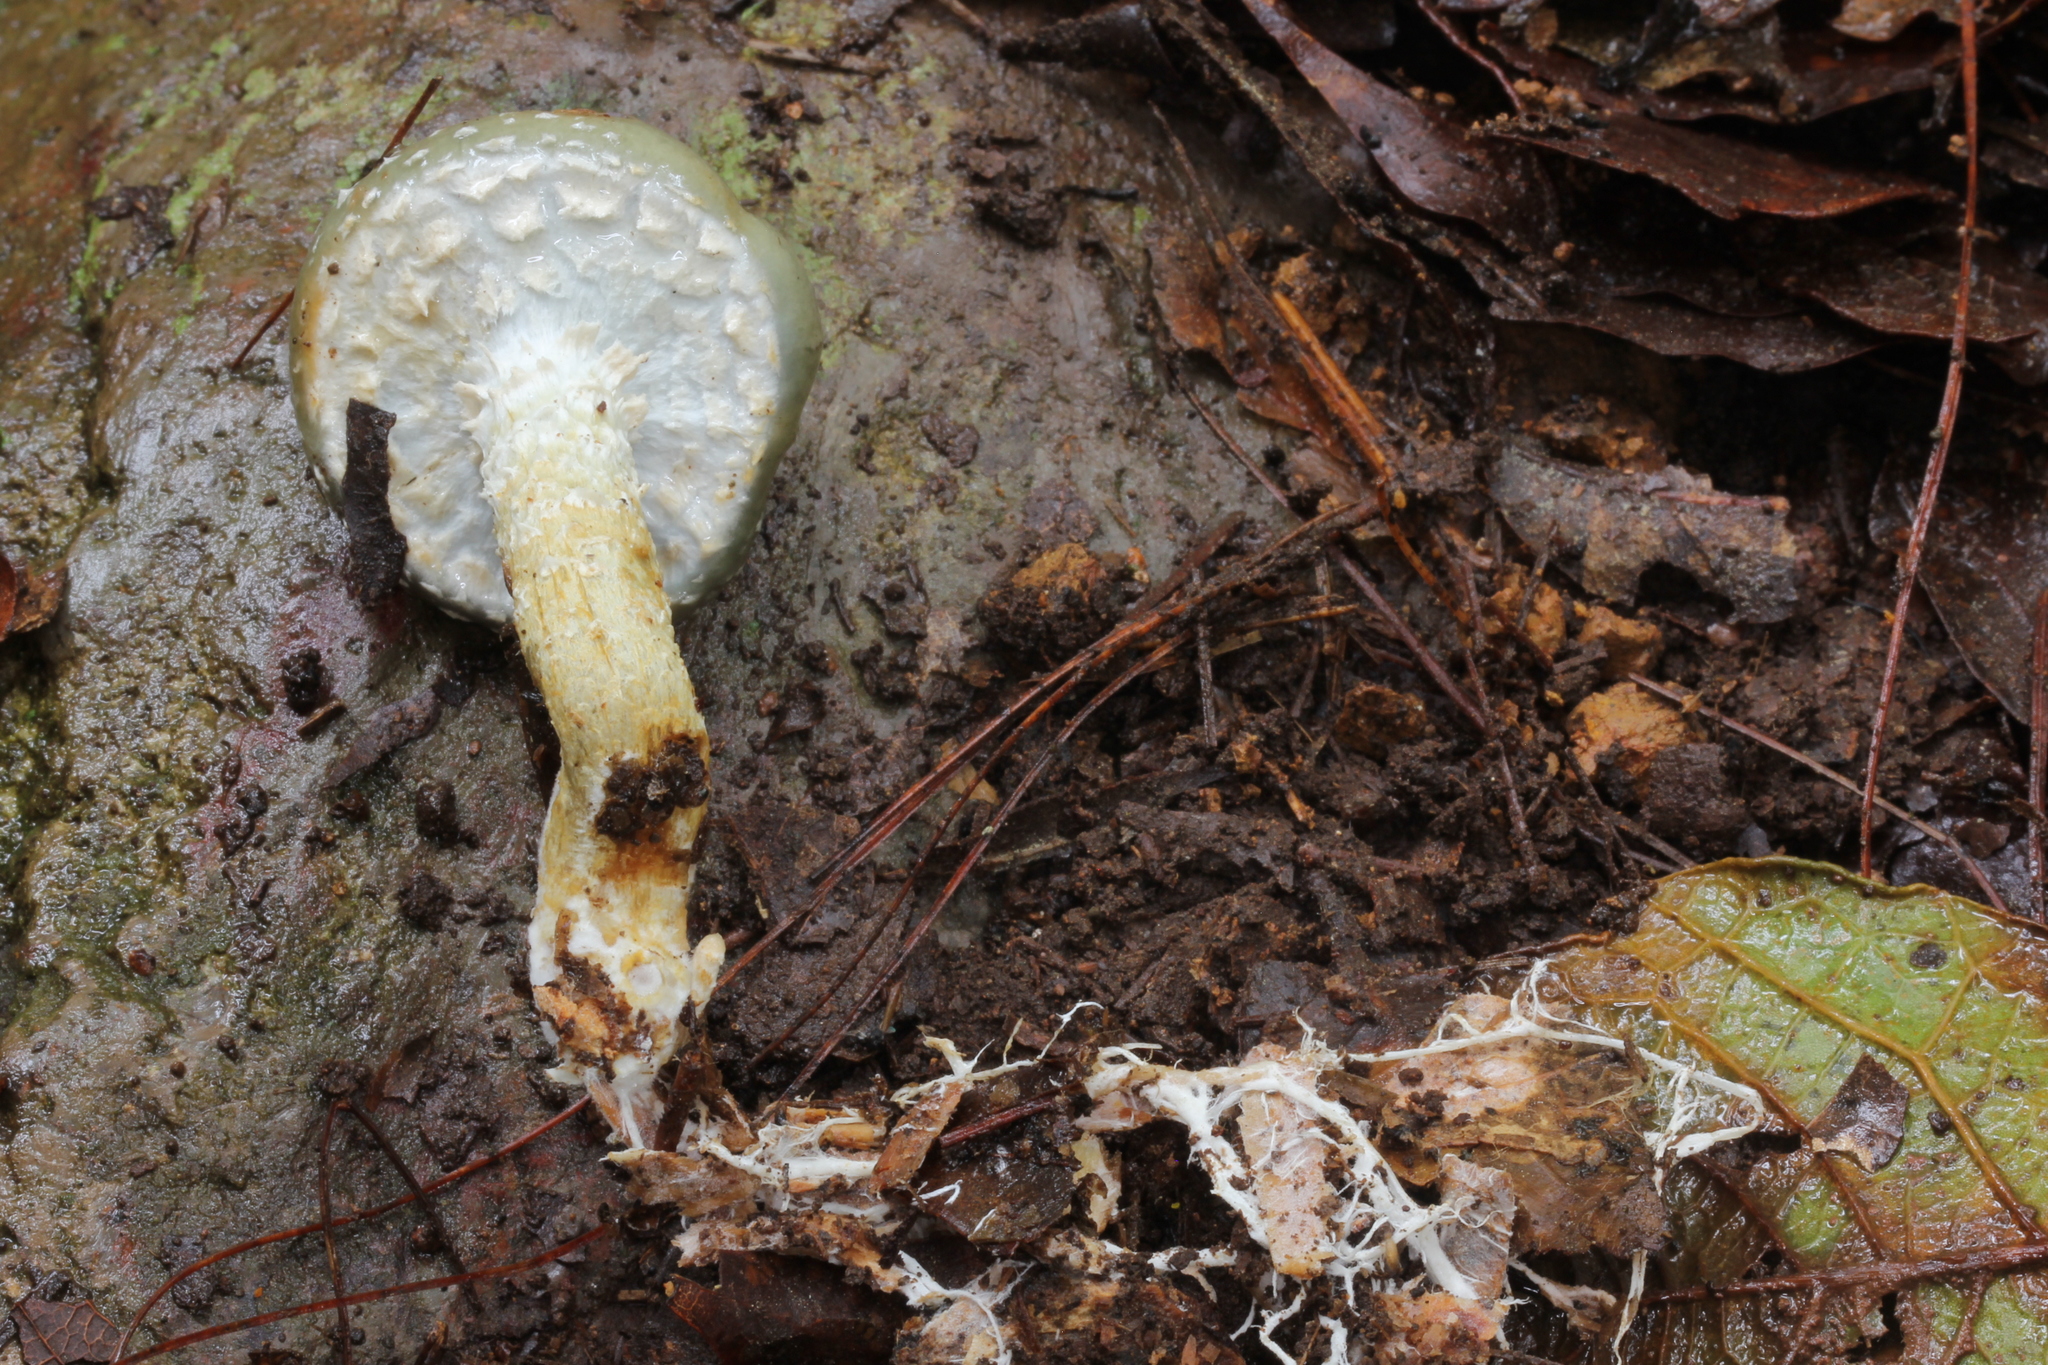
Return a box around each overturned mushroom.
[289,111,821,1146]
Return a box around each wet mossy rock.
[1557,858,2048,1364]
[0,0,1300,1350]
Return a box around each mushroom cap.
[290,111,822,622]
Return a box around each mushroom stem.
[474,341,719,1148]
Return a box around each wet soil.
[0,1,2035,1364]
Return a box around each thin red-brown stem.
[1980,0,2048,42]
[344,1099,467,1283]
[1861,0,1980,873]
[176,198,210,266]
[2031,589,2048,921]
[1173,365,1291,505]
[1337,555,1491,733]
[742,505,1344,989]
[225,77,440,375]
[1632,673,2009,912]
[717,677,1065,990]
[319,1101,353,1365]
[1169,373,1491,733]
[722,515,1251,995]
[114,1096,589,1362]
[938,1085,1079,1147]
[743,660,1111,1069]
[110,1226,610,1365]
[358,77,444,182]
[783,638,1183,1098]
[229,290,294,370]
[1643,1238,2048,1304]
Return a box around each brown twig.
[1151,102,1446,606]
[1174,365,1292,505]
[1861,0,1980,873]
[1495,745,1538,867]
[1337,557,1491,733]
[176,197,211,266]
[114,1097,590,1362]
[1631,674,2009,912]
[1464,930,1614,975]
[931,0,992,39]
[1193,565,1220,745]
[111,1225,610,1365]
[1610,811,1695,870]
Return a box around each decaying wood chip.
[1237,1042,1336,1279]
[613,1150,760,1216]
[870,1079,965,1191]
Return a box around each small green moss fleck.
[100,33,129,53]
[172,314,194,337]
[241,67,277,103]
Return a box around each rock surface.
[0,1,1301,1359]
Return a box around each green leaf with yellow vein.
[1553,857,2048,1365]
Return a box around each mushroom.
[288,111,821,1147]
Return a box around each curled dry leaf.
[1145,223,1226,364]
[1491,112,1944,220]
[1241,0,1558,253]
[1833,0,1958,43]
[1480,16,1955,124]
[1552,858,2048,1363]
[1763,232,2048,358]
[1488,289,1880,373]
[1803,1052,1910,1173]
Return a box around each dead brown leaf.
[1370,994,1669,1256]
[11,1298,118,1365]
